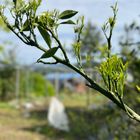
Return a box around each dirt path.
[0,107,47,140]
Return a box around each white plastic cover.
[47,97,69,131]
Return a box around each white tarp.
[47,97,69,131]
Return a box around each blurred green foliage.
[0,65,54,101]
[20,70,54,98]
[30,72,47,97]
[46,81,55,97]
[0,66,15,101]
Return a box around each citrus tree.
[0,0,140,122]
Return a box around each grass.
[0,108,45,140]
[0,92,139,140]
[0,92,107,140]
[21,104,140,140]
[0,102,13,108]
[58,91,109,108]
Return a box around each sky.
[1,0,140,64]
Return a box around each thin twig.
[45,26,70,63]
[37,60,58,65]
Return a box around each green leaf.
[20,19,38,32]
[40,47,58,59]
[60,20,75,25]
[136,85,140,92]
[38,26,51,47]
[59,10,78,19]
[20,20,30,32]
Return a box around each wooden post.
[25,68,30,98]
[55,72,59,97]
[15,66,20,103]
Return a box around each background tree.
[79,22,105,68]
[0,65,15,101]
[119,22,140,85]
[0,33,17,101]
